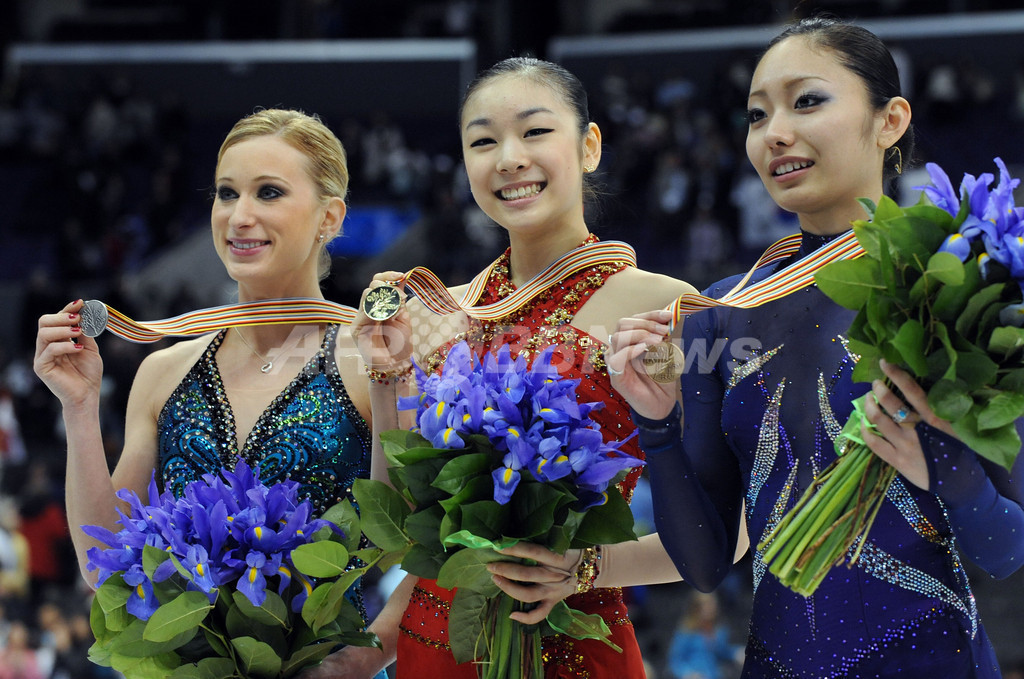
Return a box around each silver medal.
[79,300,109,338]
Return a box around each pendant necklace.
[234,326,319,374]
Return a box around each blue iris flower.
[919,162,960,216]
[400,340,647,507]
[84,459,340,623]
[123,564,159,621]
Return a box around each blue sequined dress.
[635,231,1024,678]
[156,323,375,618]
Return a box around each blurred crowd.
[3,3,1024,677]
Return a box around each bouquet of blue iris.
[84,459,382,678]
[759,158,1024,596]
[353,341,645,679]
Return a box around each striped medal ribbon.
[79,298,357,343]
[646,230,864,383]
[400,239,638,319]
[80,240,637,342]
[667,229,863,323]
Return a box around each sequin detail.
[726,344,781,393]
[401,236,643,677]
[156,324,373,620]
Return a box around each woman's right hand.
[350,272,414,371]
[607,309,679,421]
[33,300,104,409]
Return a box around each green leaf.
[546,601,622,651]
[351,478,411,551]
[93,575,132,633]
[872,194,904,222]
[225,601,288,657]
[436,547,504,595]
[849,339,884,384]
[458,499,510,542]
[400,543,446,579]
[405,504,446,550]
[955,349,999,391]
[891,319,927,377]
[952,411,1022,470]
[379,428,431,461]
[202,628,231,659]
[439,474,494,515]
[956,283,1005,340]
[815,258,882,310]
[989,326,1024,360]
[280,642,336,676]
[95,573,131,613]
[231,636,283,679]
[923,251,965,286]
[319,498,362,552]
[927,379,973,422]
[231,589,290,629]
[433,452,493,494]
[292,541,350,578]
[106,650,182,678]
[448,588,488,664]
[977,391,1024,431]
[394,456,452,505]
[142,544,173,581]
[508,481,568,541]
[999,368,1024,395]
[109,618,197,658]
[443,531,520,551]
[169,657,239,679]
[302,575,363,634]
[572,489,639,547]
[143,591,212,643]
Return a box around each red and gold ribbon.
[99,298,356,343]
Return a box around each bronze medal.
[362,285,403,322]
[642,340,685,384]
[79,299,109,338]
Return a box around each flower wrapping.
[353,341,645,678]
[84,459,382,678]
[759,158,1024,596]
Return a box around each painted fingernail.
[70,326,81,333]
[68,313,79,321]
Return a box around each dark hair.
[763,16,914,180]
[459,56,591,137]
[458,57,602,210]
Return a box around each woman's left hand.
[487,542,581,624]
[862,359,957,490]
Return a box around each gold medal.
[642,340,685,384]
[362,285,403,322]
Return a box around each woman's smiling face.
[211,135,329,292]
[745,35,892,228]
[460,75,596,237]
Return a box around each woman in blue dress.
[608,17,1024,678]
[34,109,390,678]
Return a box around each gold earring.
[889,146,903,175]
[318,233,325,243]
[584,165,595,173]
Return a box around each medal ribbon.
[667,230,863,324]
[401,240,638,318]
[101,298,356,343]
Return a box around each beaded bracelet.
[575,545,602,594]
[365,363,413,386]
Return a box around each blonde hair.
[216,108,349,280]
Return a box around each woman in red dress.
[321,57,712,679]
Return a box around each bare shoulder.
[601,267,697,313]
[131,335,212,413]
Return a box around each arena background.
[1,2,1022,677]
